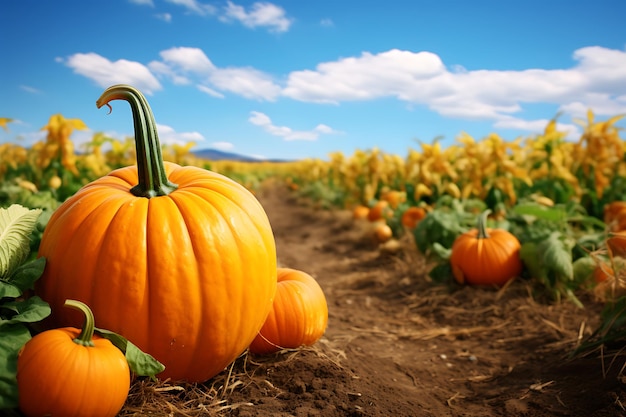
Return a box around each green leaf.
[0,324,31,409]
[7,257,46,293]
[431,242,451,260]
[0,297,50,327]
[513,203,567,222]
[96,328,165,379]
[413,210,467,254]
[520,242,545,281]
[539,232,574,281]
[0,281,21,299]
[572,255,597,285]
[0,205,42,280]
[428,261,454,284]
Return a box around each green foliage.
[412,196,479,256]
[95,328,165,379]
[511,201,606,305]
[573,296,626,358]
[0,205,50,409]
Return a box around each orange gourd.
[36,85,277,382]
[374,222,393,243]
[401,206,427,229]
[249,268,328,354]
[353,205,370,220]
[367,200,392,222]
[449,210,522,286]
[17,300,130,417]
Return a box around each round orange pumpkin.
[374,222,393,243]
[352,205,370,220]
[367,200,392,222]
[17,300,130,417]
[36,85,277,382]
[449,210,522,286]
[249,268,328,354]
[401,206,427,229]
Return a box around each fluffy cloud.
[283,50,446,104]
[152,47,280,101]
[221,1,292,32]
[165,0,216,16]
[64,53,162,94]
[156,123,205,145]
[249,111,339,141]
[211,141,235,150]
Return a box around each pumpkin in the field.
[249,268,328,354]
[36,85,277,382]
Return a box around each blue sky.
[1,0,626,161]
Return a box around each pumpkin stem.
[64,299,96,347]
[96,84,178,198]
[476,209,492,239]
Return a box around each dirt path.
[226,184,625,417]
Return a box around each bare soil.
[124,183,626,417]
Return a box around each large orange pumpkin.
[36,85,277,382]
[449,210,522,286]
[249,268,328,354]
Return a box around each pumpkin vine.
[96,84,178,198]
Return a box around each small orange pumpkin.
[17,300,130,417]
[449,210,522,286]
[607,231,626,257]
[367,200,392,222]
[401,206,427,229]
[352,205,370,220]
[249,268,328,354]
[374,222,393,243]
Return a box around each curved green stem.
[64,299,96,347]
[476,209,492,239]
[96,84,178,198]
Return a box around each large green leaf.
[0,205,42,280]
[539,232,574,281]
[0,324,31,409]
[7,257,46,293]
[0,297,51,327]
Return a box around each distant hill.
[191,148,261,162]
[192,148,292,163]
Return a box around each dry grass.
[118,354,256,417]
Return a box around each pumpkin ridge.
[165,192,214,374]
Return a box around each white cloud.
[129,0,154,6]
[249,111,339,141]
[211,141,234,151]
[197,84,225,98]
[155,13,172,22]
[283,49,446,104]
[158,46,216,74]
[209,67,281,101]
[221,1,292,32]
[320,18,333,27]
[64,53,162,94]
[20,85,42,94]
[282,46,626,123]
[156,123,205,145]
[165,0,216,16]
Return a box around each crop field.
[2,100,626,416]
